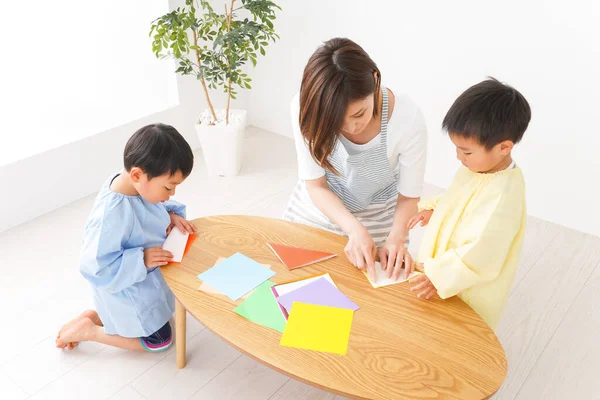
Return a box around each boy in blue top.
[56,123,196,352]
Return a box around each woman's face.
[339,94,375,137]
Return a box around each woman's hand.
[379,241,415,280]
[345,225,378,281]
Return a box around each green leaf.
[150,0,279,87]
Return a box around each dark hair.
[124,123,194,179]
[442,77,531,149]
[300,37,381,173]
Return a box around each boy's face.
[130,168,185,204]
[450,134,513,173]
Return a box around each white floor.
[1,128,599,400]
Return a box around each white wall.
[0,1,180,166]
[247,0,600,237]
[0,72,243,233]
[0,0,246,233]
[3,0,599,237]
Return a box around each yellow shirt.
[417,166,526,329]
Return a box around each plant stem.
[192,29,217,124]
[225,0,234,125]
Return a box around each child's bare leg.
[56,310,103,349]
[58,310,103,334]
[56,317,144,351]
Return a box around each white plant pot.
[195,109,247,177]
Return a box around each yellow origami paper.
[280,302,353,355]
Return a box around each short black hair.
[442,77,531,149]
[124,123,194,179]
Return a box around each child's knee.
[139,321,172,352]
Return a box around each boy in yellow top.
[406,78,531,329]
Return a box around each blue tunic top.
[80,173,186,337]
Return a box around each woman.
[283,38,428,281]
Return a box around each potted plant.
[150,0,281,176]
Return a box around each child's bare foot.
[56,310,103,349]
[56,317,98,349]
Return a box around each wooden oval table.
[161,215,507,400]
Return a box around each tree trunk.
[193,30,217,124]
[225,0,235,125]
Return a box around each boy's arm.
[418,195,442,212]
[80,203,147,294]
[164,200,187,219]
[424,190,524,299]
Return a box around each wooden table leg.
[175,298,186,369]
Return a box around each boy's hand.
[167,212,197,235]
[410,273,437,300]
[407,210,434,230]
[144,247,173,268]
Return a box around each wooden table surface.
[161,215,507,400]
